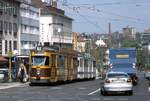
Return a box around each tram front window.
[32,56,49,66]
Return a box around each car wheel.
[127,90,133,96]
[133,81,138,86]
[101,89,107,96]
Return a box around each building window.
[4,21,7,34]
[9,40,12,52]
[13,6,17,17]
[13,23,17,32]
[13,23,17,37]
[0,2,3,15]
[5,40,7,54]
[0,20,3,32]
[13,41,17,50]
[9,22,12,34]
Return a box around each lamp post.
[148,45,150,68]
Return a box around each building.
[142,29,150,45]
[32,0,73,49]
[122,26,136,38]
[0,0,20,56]
[73,32,86,52]
[20,0,40,55]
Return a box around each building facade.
[122,26,136,38]
[0,0,20,56]
[32,0,73,49]
[142,29,150,45]
[20,0,40,55]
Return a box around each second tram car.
[29,45,96,84]
[77,53,96,80]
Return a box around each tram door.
[50,54,57,82]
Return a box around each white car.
[101,71,133,95]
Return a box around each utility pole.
[108,22,112,48]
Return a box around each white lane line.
[88,88,101,95]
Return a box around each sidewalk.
[0,82,29,90]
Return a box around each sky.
[58,0,150,34]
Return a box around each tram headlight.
[36,68,41,75]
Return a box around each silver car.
[101,71,133,95]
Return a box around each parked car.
[101,71,133,95]
[145,71,150,80]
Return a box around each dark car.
[145,71,150,80]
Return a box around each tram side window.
[73,58,78,67]
[84,59,88,67]
[51,54,56,67]
[93,61,96,68]
[57,55,65,68]
[80,59,83,67]
[67,57,71,67]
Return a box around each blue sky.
[58,0,150,34]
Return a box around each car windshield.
[107,73,128,78]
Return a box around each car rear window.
[108,73,128,78]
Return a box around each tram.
[77,53,96,80]
[29,45,96,84]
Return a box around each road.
[0,72,150,101]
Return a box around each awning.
[0,56,8,62]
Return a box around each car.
[145,71,150,80]
[101,71,133,95]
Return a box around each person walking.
[17,63,27,83]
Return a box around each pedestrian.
[17,63,27,83]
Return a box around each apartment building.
[0,0,20,55]
[20,0,40,55]
[32,0,73,49]
[122,26,136,38]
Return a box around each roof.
[31,0,73,20]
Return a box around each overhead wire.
[58,0,150,33]
[62,5,107,33]
[60,0,150,6]
[60,2,150,24]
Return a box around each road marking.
[117,98,128,101]
[91,98,101,100]
[104,98,115,100]
[79,87,86,90]
[88,88,101,95]
[51,87,61,90]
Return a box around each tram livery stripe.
[31,77,50,79]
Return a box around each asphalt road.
[0,72,150,101]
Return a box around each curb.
[0,82,29,90]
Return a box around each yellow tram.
[29,45,78,84]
